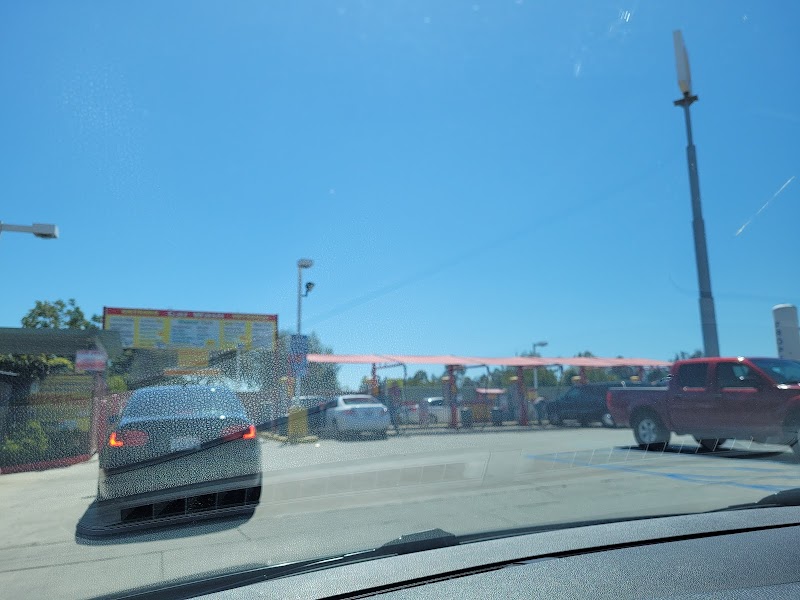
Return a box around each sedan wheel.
[428,414,438,425]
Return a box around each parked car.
[545,381,645,428]
[291,395,338,434]
[91,385,262,534]
[606,357,800,453]
[401,397,462,425]
[321,394,391,438]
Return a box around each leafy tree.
[408,370,430,385]
[107,375,128,393]
[646,367,670,383]
[673,350,703,361]
[108,349,136,379]
[276,330,340,395]
[0,354,51,383]
[21,299,101,330]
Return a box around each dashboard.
[197,507,800,599]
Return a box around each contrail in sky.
[735,175,795,236]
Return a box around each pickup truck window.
[676,363,708,388]
[751,358,800,385]
[715,363,755,389]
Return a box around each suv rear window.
[676,364,708,388]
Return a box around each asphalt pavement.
[2,426,800,599]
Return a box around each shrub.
[0,420,50,467]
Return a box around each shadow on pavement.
[75,500,254,545]
[620,443,793,464]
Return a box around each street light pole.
[532,340,548,393]
[297,266,303,335]
[673,31,720,357]
[294,259,314,402]
[296,259,314,335]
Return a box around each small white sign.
[75,350,108,372]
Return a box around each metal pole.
[447,365,458,428]
[295,263,306,402]
[675,93,720,357]
[236,346,241,384]
[517,366,528,426]
[296,265,303,335]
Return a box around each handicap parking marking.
[523,446,800,494]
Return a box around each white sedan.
[322,395,391,439]
[402,397,461,425]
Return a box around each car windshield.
[751,359,800,385]
[2,1,799,598]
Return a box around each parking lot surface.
[3,427,800,598]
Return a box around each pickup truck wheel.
[632,413,670,450]
[695,437,726,452]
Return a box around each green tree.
[21,299,101,330]
[408,370,430,385]
[276,330,340,395]
[673,350,703,361]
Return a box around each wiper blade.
[379,528,459,554]
[95,529,459,600]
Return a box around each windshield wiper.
[711,488,800,512]
[93,528,459,600]
[94,517,686,600]
[379,528,459,554]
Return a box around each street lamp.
[531,340,548,393]
[0,222,59,239]
[296,258,314,334]
[672,30,720,357]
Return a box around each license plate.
[170,436,200,451]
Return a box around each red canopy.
[306,354,670,368]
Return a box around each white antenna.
[673,30,692,95]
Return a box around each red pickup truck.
[606,357,800,454]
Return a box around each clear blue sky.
[1,1,798,388]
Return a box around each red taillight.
[222,424,256,440]
[606,391,613,408]
[108,430,149,447]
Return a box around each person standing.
[387,382,402,434]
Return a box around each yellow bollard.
[287,406,308,443]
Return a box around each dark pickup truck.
[606,357,800,454]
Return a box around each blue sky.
[1,1,798,387]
